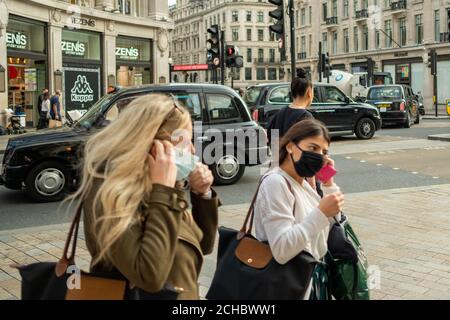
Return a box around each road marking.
[376,164,383,166]
[433,177,440,179]
[411,172,419,175]
[345,156,352,159]
[387,151,396,154]
[393,168,400,170]
[360,160,366,163]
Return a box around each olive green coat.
[82,180,219,300]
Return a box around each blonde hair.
[67,94,192,267]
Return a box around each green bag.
[326,215,370,300]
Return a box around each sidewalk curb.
[422,116,449,120]
[428,134,450,142]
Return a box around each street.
[0,119,449,230]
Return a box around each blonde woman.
[69,94,219,300]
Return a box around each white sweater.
[254,167,341,264]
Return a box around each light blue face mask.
[174,147,200,181]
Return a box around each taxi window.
[269,86,292,104]
[171,93,202,121]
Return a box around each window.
[223,12,226,24]
[118,0,131,15]
[247,29,252,41]
[258,29,264,41]
[247,48,252,63]
[353,0,358,15]
[354,27,359,52]
[245,68,252,81]
[323,3,328,21]
[301,36,306,55]
[363,26,368,51]
[232,11,239,22]
[309,6,312,24]
[301,8,306,25]
[435,10,440,42]
[269,86,291,104]
[343,0,349,18]
[322,33,328,54]
[323,87,347,103]
[232,28,239,41]
[206,94,241,122]
[385,20,392,48]
[332,0,338,17]
[172,93,202,121]
[270,32,275,42]
[415,14,423,44]
[332,32,338,54]
[399,17,407,46]
[269,49,276,63]
[257,68,266,80]
[257,11,264,23]
[258,49,264,62]
[268,68,277,81]
[246,11,252,22]
[376,30,380,49]
[343,29,349,53]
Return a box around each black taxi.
[1,84,268,202]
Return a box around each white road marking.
[360,160,366,163]
[433,177,440,179]
[376,164,383,166]
[411,172,419,175]
[393,168,400,170]
[346,156,352,159]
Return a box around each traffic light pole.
[220,30,225,85]
[289,0,296,80]
[434,73,438,117]
[318,42,322,83]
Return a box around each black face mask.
[290,144,324,178]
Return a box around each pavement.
[1,183,450,300]
[428,134,450,142]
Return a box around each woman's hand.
[189,163,214,196]
[148,140,177,188]
[318,191,344,217]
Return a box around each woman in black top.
[266,69,315,145]
[267,68,323,197]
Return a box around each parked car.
[249,82,382,140]
[365,85,420,128]
[0,84,269,202]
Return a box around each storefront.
[116,36,153,87]
[6,16,48,127]
[62,28,102,115]
[383,57,423,88]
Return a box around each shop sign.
[71,17,95,28]
[62,40,86,57]
[173,64,209,71]
[6,31,28,50]
[116,46,139,60]
[63,67,100,112]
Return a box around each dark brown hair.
[291,68,313,99]
[279,119,331,164]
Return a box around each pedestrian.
[37,92,50,130]
[67,94,220,300]
[49,90,62,121]
[266,68,322,194]
[37,88,48,116]
[253,119,344,300]
[266,68,314,146]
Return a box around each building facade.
[292,0,450,114]
[170,0,286,88]
[0,0,173,127]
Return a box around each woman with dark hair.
[266,68,314,145]
[254,119,344,300]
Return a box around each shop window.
[6,18,46,53]
[62,29,101,60]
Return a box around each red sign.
[173,64,209,71]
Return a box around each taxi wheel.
[355,118,376,140]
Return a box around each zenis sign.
[6,31,28,50]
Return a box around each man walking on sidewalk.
[49,90,62,121]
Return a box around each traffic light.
[322,53,331,78]
[225,45,236,68]
[428,49,437,76]
[269,0,284,35]
[225,45,244,68]
[207,24,221,68]
[269,0,285,59]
